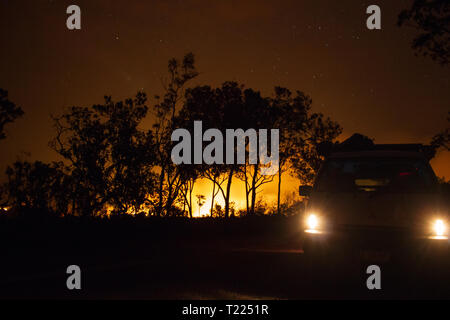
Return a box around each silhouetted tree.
[179,82,246,218]
[291,113,342,184]
[270,87,310,215]
[212,203,224,218]
[236,88,275,216]
[152,52,199,216]
[51,106,109,216]
[196,194,206,217]
[431,111,450,151]
[50,92,157,216]
[178,163,201,218]
[95,93,157,215]
[0,88,24,140]
[398,0,450,65]
[177,85,229,217]
[179,81,341,216]
[4,161,69,216]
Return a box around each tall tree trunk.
[166,182,172,216]
[250,164,258,215]
[277,161,282,215]
[165,169,182,216]
[244,164,249,215]
[189,184,193,218]
[224,167,234,218]
[210,176,216,217]
[157,165,165,217]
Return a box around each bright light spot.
[305,229,322,234]
[306,214,319,230]
[433,219,446,237]
[428,235,448,240]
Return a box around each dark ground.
[0,215,449,299]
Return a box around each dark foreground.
[1,216,449,299]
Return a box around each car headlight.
[307,214,319,229]
[433,219,447,237]
[305,214,323,234]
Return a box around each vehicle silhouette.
[300,143,449,263]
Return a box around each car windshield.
[315,157,437,192]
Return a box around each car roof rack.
[335,143,426,152]
[318,134,436,159]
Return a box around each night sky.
[0,0,449,211]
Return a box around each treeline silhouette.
[0,53,448,219]
[0,53,341,218]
